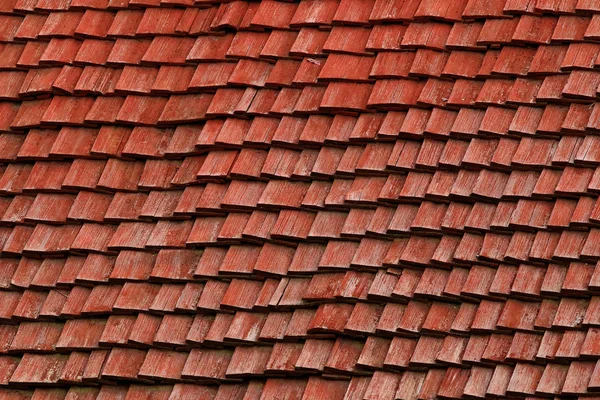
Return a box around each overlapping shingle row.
[2,0,600,399]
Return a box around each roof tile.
[447,21,485,50]
[1,1,600,397]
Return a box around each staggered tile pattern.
[4,0,600,398]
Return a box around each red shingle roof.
[2,0,600,398]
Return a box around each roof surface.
[1,0,600,399]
